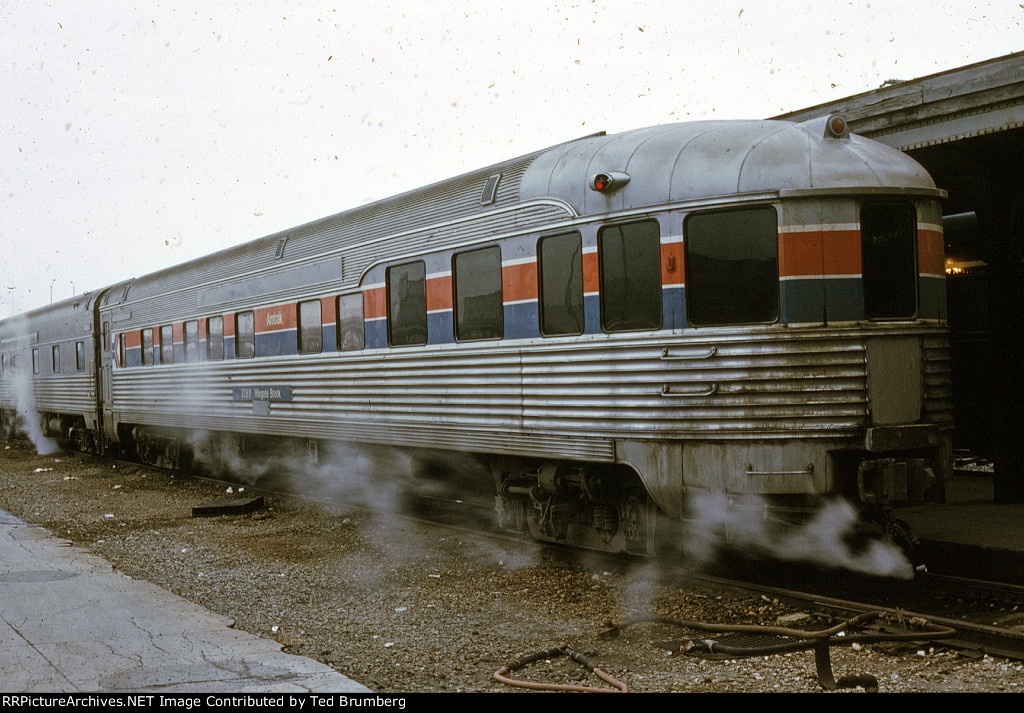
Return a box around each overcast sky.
[3,1,1022,315]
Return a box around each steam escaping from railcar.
[184,432,539,568]
[680,492,914,580]
[10,371,59,455]
[3,316,59,455]
[187,432,496,528]
[188,431,410,513]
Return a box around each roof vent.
[480,174,501,205]
[275,236,289,259]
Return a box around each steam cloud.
[681,492,914,579]
[3,316,59,455]
[187,431,913,581]
[10,371,60,455]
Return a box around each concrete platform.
[896,472,1024,582]
[0,508,369,693]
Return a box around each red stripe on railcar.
[427,274,453,312]
[661,242,685,286]
[364,286,387,320]
[256,304,297,332]
[778,230,823,278]
[822,229,862,276]
[502,262,537,303]
[918,228,944,275]
[321,295,337,324]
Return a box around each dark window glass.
[76,341,85,371]
[454,246,503,340]
[861,202,918,319]
[52,345,60,373]
[299,300,323,354]
[160,325,174,364]
[338,294,365,351]
[32,348,39,374]
[102,322,110,352]
[141,329,154,366]
[539,231,584,335]
[387,262,427,346]
[684,206,779,326]
[599,220,662,331]
[207,317,224,361]
[118,334,125,368]
[236,311,255,358]
[184,321,199,362]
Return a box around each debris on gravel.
[2,442,1022,693]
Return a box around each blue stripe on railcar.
[503,302,538,340]
[365,320,387,350]
[824,279,865,322]
[919,276,947,320]
[662,285,686,331]
[781,279,826,324]
[428,311,454,345]
[257,330,294,358]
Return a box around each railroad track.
[86,449,1024,664]
[685,570,1024,661]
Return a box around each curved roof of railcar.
[521,116,939,215]
[0,292,100,346]
[102,117,939,318]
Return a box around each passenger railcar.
[1,116,952,554]
[0,294,102,451]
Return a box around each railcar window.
[539,231,584,336]
[454,246,503,341]
[32,348,39,374]
[207,317,224,361]
[299,300,323,354]
[141,329,154,366]
[861,202,918,319]
[102,322,110,352]
[52,345,60,373]
[160,325,174,364]
[338,294,365,351]
[684,206,779,326]
[184,321,199,363]
[76,341,85,371]
[387,261,427,347]
[118,334,125,368]
[599,220,662,331]
[236,311,255,358]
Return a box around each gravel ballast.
[1,442,1022,693]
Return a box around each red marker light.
[825,115,848,138]
[589,171,630,193]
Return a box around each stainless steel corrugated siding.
[110,326,952,460]
[27,375,95,415]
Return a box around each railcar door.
[92,289,112,453]
[94,285,128,450]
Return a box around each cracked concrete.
[0,508,368,693]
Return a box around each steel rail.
[688,572,1024,661]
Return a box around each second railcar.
[0,294,103,451]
